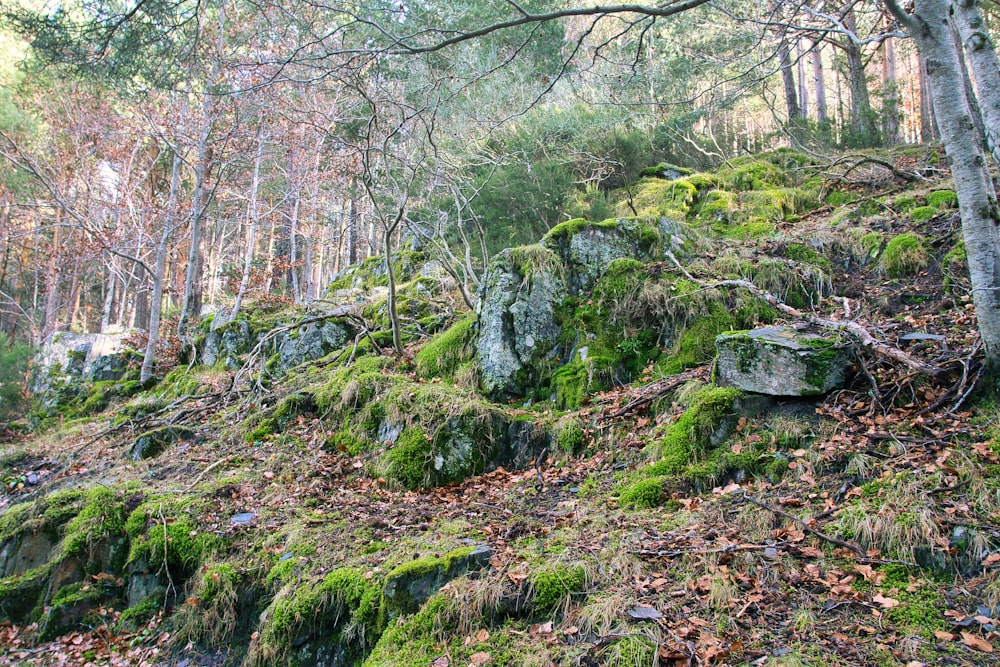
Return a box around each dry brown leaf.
[872,593,900,609]
[960,631,994,653]
[468,652,491,666]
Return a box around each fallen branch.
[741,491,865,558]
[665,250,949,379]
[599,367,707,422]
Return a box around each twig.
[599,367,706,422]
[157,502,176,612]
[182,456,232,492]
[741,491,866,558]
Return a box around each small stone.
[230,512,257,526]
[764,547,780,560]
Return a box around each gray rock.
[276,320,349,368]
[35,332,136,390]
[715,327,854,396]
[383,544,492,615]
[476,246,566,397]
[202,320,253,368]
[131,425,195,461]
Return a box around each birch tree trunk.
[140,147,183,384]
[811,42,829,124]
[954,0,1000,165]
[229,121,266,323]
[886,0,1000,373]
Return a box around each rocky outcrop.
[715,327,854,396]
[35,332,138,389]
[476,217,682,398]
[476,246,567,397]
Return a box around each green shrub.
[0,335,33,423]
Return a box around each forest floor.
[2,150,1000,666]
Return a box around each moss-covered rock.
[882,232,929,277]
[414,314,476,380]
[382,545,492,616]
[715,327,853,396]
[531,564,587,613]
[131,425,195,460]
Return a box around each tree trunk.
[882,36,901,145]
[843,8,879,147]
[918,52,939,141]
[41,215,61,340]
[886,0,1000,373]
[177,97,214,337]
[796,40,809,119]
[230,121,266,323]
[954,0,1000,165]
[141,148,183,384]
[383,221,403,355]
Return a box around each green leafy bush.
[0,335,33,424]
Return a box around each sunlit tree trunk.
[882,36,901,145]
[843,7,879,146]
[954,0,1000,165]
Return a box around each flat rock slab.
[715,327,854,396]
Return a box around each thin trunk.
[66,258,81,331]
[812,41,829,124]
[178,95,214,336]
[141,148,183,384]
[883,36,901,145]
[264,205,278,292]
[886,0,1000,372]
[230,121,266,323]
[796,40,809,119]
[101,259,116,332]
[918,53,939,141]
[955,0,1000,165]
[347,198,357,266]
[42,215,61,340]
[383,222,403,355]
[289,190,301,302]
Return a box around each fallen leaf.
[468,651,491,666]
[934,630,956,641]
[431,657,450,667]
[960,631,994,653]
[475,629,490,642]
[872,593,900,609]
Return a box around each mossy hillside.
[363,593,456,667]
[242,391,316,443]
[653,386,743,475]
[382,546,481,615]
[125,494,218,579]
[376,381,508,489]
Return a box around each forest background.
[0,0,996,397]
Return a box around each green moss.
[908,205,938,223]
[551,358,612,410]
[155,366,203,398]
[825,190,858,207]
[603,635,658,666]
[384,428,432,490]
[892,196,919,212]
[720,159,785,191]
[0,564,52,622]
[414,314,475,379]
[126,498,217,576]
[785,243,832,270]
[115,592,163,631]
[531,564,587,613]
[661,306,736,374]
[626,178,698,218]
[617,476,665,509]
[694,189,736,223]
[641,162,694,179]
[882,232,929,277]
[262,567,383,659]
[554,417,585,455]
[60,487,127,566]
[655,386,742,474]
[508,243,564,280]
[926,189,957,208]
[362,594,454,667]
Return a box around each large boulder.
[541,217,682,294]
[715,327,854,396]
[35,332,136,389]
[476,246,567,397]
[276,320,351,368]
